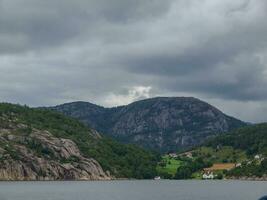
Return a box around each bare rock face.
[51,97,246,152]
[0,125,110,181]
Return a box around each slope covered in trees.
[204,123,267,178]
[205,123,267,156]
[157,124,267,179]
[0,103,159,179]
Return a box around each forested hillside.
[205,123,267,156]
[0,103,159,180]
[157,124,267,180]
[205,123,267,178]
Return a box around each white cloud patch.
[104,86,152,107]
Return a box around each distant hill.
[198,123,267,179]
[0,103,158,180]
[158,123,267,180]
[205,123,267,156]
[49,97,246,152]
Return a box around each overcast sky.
[0,0,267,122]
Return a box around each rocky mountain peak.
[50,97,246,152]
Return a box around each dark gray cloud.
[0,0,173,53]
[0,0,267,122]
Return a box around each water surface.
[0,180,266,200]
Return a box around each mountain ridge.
[49,97,247,152]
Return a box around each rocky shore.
[0,124,111,181]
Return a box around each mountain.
[0,103,159,180]
[50,97,246,152]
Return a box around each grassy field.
[194,146,247,163]
[157,155,183,176]
[157,146,248,179]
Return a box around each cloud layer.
[0,0,267,122]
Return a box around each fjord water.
[0,180,266,200]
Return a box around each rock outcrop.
[50,97,246,152]
[0,123,110,181]
[0,103,160,180]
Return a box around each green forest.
[1,103,267,180]
[0,103,160,179]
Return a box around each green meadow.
[157,155,183,177]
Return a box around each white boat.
[154,176,161,180]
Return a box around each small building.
[168,153,178,158]
[235,163,242,167]
[202,171,214,179]
[184,152,193,159]
[179,151,193,159]
[254,154,262,160]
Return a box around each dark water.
[0,180,266,200]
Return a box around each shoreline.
[0,178,267,182]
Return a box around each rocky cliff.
[0,103,159,180]
[51,97,246,152]
[0,118,109,181]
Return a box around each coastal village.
[157,149,266,180]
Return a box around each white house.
[254,154,262,160]
[168,153,178,158]
[235,163,242,167]
[202,172,214,179]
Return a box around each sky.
[0,0,267,123]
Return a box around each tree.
[175,166,192,179]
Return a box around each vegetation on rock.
[0,103,159,180]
